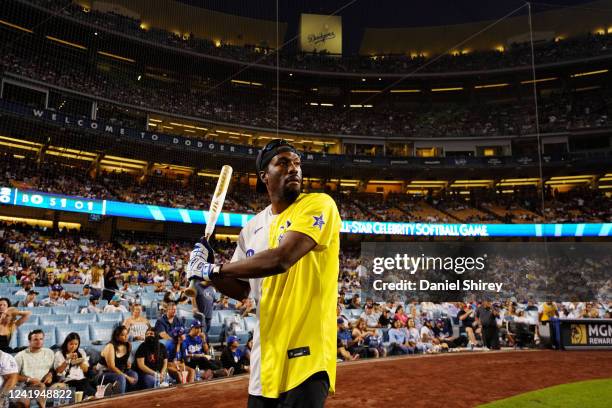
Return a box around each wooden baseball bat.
[184,165,233,297]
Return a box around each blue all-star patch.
[312,214,325,230]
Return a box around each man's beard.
[282,184,301,203]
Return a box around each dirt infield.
[81,350,612,408]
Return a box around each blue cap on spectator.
[170,327,185,338]
[337,318,344,324]
[111,294,122,302]
[51,284,63,292]
[190,321,202,329]
[84,284,91,289]
[227,336,238,345]
[89,294,100,302]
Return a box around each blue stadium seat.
[35,287,49,296]
[39,314,70,325]
[97,313,124,323]
[62,284,83,294]
[56,324,90,347]
[89,321,117,344]
[243,316,257,332]
[216,310,239,322]
[207,324,223,343]
[70,314,98,324]
[149,319,157,328]
[53,305,79,315]
[235,331,250,345]
[22,315,39,325]
[27,307,52,315]
[77,298,89,307]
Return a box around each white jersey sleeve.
[231,230,247,263]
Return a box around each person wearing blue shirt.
[181,321,230,379]
[193,282,218,333]
[388,319,414,355]
[154,302,186,340]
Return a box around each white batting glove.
[187,242,219,282]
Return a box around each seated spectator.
[80,295,102,314]
[0,298,31,353]
[394,305,409,326]
[165,327,194,384]
[13,280,34,297]
[17,290,40,308]
[214,296,236,311]
[378,308,393,329]
[220,335,249,375]
[360,305,381,329]
[236,298,256,318]
[15,329,57,408]
[346,294,361,309]
[388,319,414,356]
[352,319,385,358]
[40,284,65,306]
[0,270,17,284]
[104,295,128,313]
[155,302,186,340]
[181,321,227,379]
[165,281,187,305]
[134,327,168,389]
[96,325,138,394]
[123,304,149,341]
[54,332,95,397]
[0,349,18,407]
[407,318,429,353]
[433,318,462,348]
[336,319,359,361]
[420,319,442,352]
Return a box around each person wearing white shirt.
[103,296,128,313]
[54,332,95,397]
[0,350,18,405]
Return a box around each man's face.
[190,327,200,337]
[261,151,302,201]
[50,290,59,300]
[0,301,8,313]
[167,305,177,318]
[29,333,44,350]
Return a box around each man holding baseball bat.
[187,139,341,408]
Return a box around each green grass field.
[477,378,612,408]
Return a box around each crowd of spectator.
[23,0,612,74]
[2,153,611,223]
[2,48,612,138]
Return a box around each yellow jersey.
[259,192,341,398]
[541,302,557,322]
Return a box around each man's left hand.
[187,242,219,282]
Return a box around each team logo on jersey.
[278,220,292,243]
[312,214,325,230]
[246,249,255,257]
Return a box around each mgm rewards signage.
[300,14,342,54]
[557,318,612,349]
